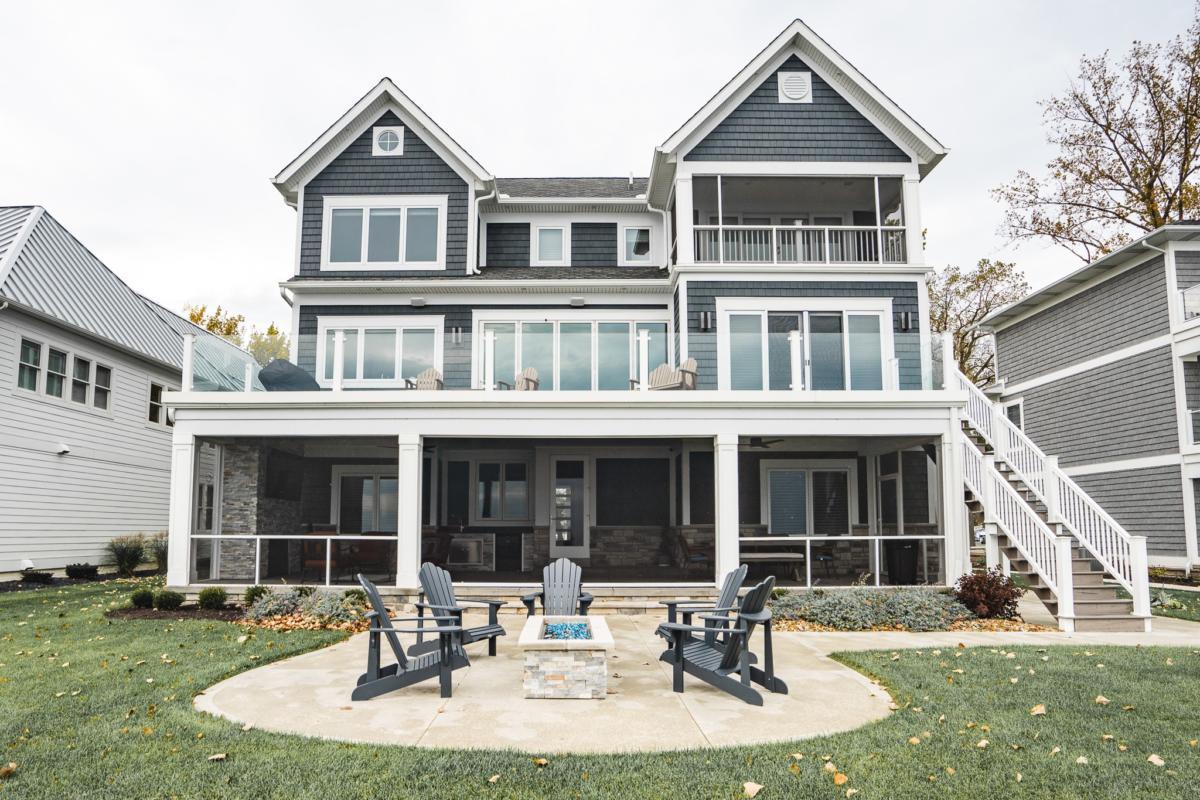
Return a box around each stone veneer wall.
[521,526,716,574]
[215,443,304,581]
[523,649,608,699]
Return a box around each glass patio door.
[550,457,590,558]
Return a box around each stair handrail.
[955,369,1150,617]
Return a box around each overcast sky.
[1,1,1194,332]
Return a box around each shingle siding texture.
[1176,250,1200,290]
[1072,466,1186,557]
[994,257,1169,385]
[299,111,469,278]
[1019,346,1178,467]
[570,223,617,267]
[684,280,921,389]
[684,55,909,163]
[485,223,530,267]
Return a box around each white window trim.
[330,465,401,534]
[1002,397,1024,430]
[533,226,567,266]
[13,335,114,418]
[759,459,858,535]
[471,309,672,390]
[620,225,653,266]
[470,458,534,525]
[715,297,895,391]
[315,315,445,389]
[146,378,178,430]
[371,125,405,157]
[320,194,448,271]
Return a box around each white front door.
[549,456,590,558]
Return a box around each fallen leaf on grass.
[832,772,848,786]
[845,790,858,798]
[1075,756,1088,765]
[487,774,500,784]
[1050,746,1061,756]
[0,763,16,779]
[823,762,837,773]
[532,758,548,767]
[1189,740,1198,748]
[1030,704,1046,716]
[908,737,921,745]
[241,723,253,732]
[743,781,764,797]
[976,740,989,749]
[207,753,226,762]
[944,767,956,776]
[1094,695,1110,706]
[1148,754,1165,767]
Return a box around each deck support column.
[939,427,969,586]
[166,429,195,587]
[714,432,740,587]
[397,432,422,590]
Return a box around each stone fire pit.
[518,615,614,699]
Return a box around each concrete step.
[1071,598,1135,616]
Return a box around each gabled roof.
[272,78,493,204]
[648,18,948,205]
[495,177,649,200]
[0,206,249,373]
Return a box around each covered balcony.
[687,175,908,265]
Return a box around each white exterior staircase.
[953,370,1151,632]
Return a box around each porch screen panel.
[729,314,763,390]
[768,469,806,534]
[445,461,470,526]
[503,463,529,519]
[559,322,592,390]
[809,314,845,390]
[767,314,799,390]
[595,458,670,526]
[521,322,554,390]
[689,451,715,525]
[477,463,501,519]
[811,470,850,535]
[339,476,369,533]
[847,315,883,390]
[377,477,398,532]
[597,322,631,390]
[902,451,930,524]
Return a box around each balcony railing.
[694,225,907,265]
[1182,285,1200,321]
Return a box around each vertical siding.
[684,55,908,162]
[994,257,1169,385]
[1019,346,1178,467]
[684,280,921,389]
[0,309,178,572]
[1072,466,1186,557]
[484,223,530,267]
[299,110,469,277]
[570,223,617,267]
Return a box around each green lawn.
[2,581,1199,799]
[1117,586,1200,622]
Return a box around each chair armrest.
[375,625,464,635]
[414,601,463,613]
[404,378,417,389]
[387,614,460,623]
[520,591,542,603]
[495,380,513,390]
[456,598,507,609]
[697,614,737,625]
[657,622,747,636]
[740,610,772,623]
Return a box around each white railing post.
[181,333,195,392]
[1130,536,1151,619]
[823,227,830,264]
[981,455,998,523]
[940,332,955,393]
[332,330,345,392]
[243,362,253,393]
[990,403,1007,460]
[984,529,1002,571]
[482,329,496,391]
[788,329,802,391]
[1043,455,1062,524]
[637,329,650,392]
[1055,535,1076,632]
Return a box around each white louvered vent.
[777,72,813,104]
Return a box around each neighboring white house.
[0,205,254,574]
[162,19,1153,631]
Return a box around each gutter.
[471,183,498,274]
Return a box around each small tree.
[186,304,246,347]
[927,259,1029,386]
[248,323,290,366]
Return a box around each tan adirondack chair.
[406,367,444,390]
[515,366,540,391]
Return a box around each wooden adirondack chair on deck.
[521,558,594,617]
[410,562,506,657]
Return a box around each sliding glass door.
[726,309,887,391]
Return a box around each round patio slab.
[193,613,893,753]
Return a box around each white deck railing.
[693,225,906,265]
[956,370,1149,617]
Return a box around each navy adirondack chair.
[352,574,469,701]
[521,558,594,617]
[655,575,788,706]
[410,562,506,657]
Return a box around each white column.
[939,430,968,585]
[243,362,254,392]
[332,330,346,392]
[788,329,802,391]
[637,329,650,390]
[902,176,922,266]
[166,429,196,587]
[940,331,955,391]
[483,329,496,391]
[397,432,422,590]
[714,432,740,586]
[181,333,195,392]
[1130,536,1151,620]
[1054,535,1076,633]
[675,177,694,264]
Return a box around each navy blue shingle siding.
[570,223,618,267]
[485,223,531,267]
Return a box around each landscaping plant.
[19,568,54,585]
[197,587,227,610]
[129,587,154,609]
[954,568,1023,619]
[152,589,184,611]
[770,587,973,631]
[243,585,269,606]
[341,588,368,607]
[105,534,145,577]
[64,563,99,580]
[149,532,169,574]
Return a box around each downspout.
[472,182,498,275]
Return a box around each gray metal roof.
[0,206,248,372]
[981,222,1200,329]
[495,177,649,199]
[286,266,668,282]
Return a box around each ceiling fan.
[747,436,784,449]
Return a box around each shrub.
[295,585,316,598]
[149,533,169,574]
[770,587,974,631]
[954,569,1022,619]
[20,568,54,584]
[243,585,269,606]
[246,589,302,621]
[341,588,368,607]
[300,591,361,624]
[130,587,155,609]
[106,534,145,577]
[65,563,99,580]
[880,587,972,631]
[153,590,184,611]
[197,587,227,610]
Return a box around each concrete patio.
[194,598,1200,754]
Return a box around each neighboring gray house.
[983,223,1200,572]
[0,205,250,574]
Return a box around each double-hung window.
[474,460,530,522]
[332,467,399,533]
[71,357,91,404]
[18,339,42,391]
[317,316,442,388]
[46,349,67,397]
[322,195,447,270]
[760,460,857,535]
[17,338,112,409]
[148,383,174,426]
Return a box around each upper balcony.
[682,176,909,267]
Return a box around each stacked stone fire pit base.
[518,615,614,699]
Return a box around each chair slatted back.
[542,558,582,616]
[414,367,444,390]
[679,358,698,390]
[716,564,749,611]
[357,574,408,667]
[647,363,677,389]
[717,575,774,671]
[418,562,457,610]
[516,367,540,391]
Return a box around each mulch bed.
[0,568,161,595]
[105,606,247,622]
[774,617,1053,633]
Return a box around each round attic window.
[376,129,401,152]
[779,73,811,101]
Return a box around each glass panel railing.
[190,333,263,392]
